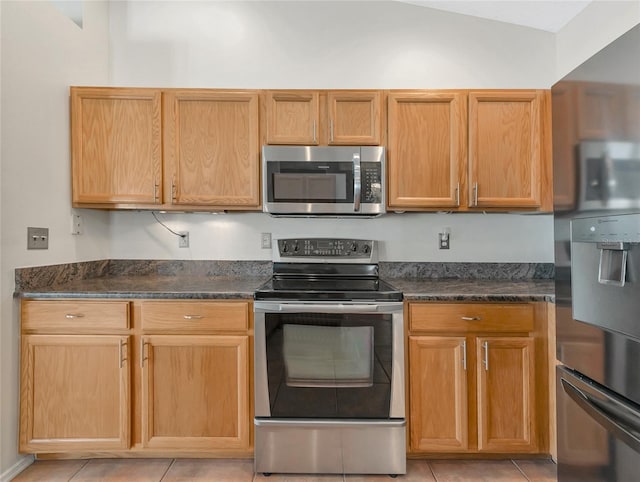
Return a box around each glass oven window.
[265,312,393,419]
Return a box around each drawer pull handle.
[461,316,481,321]
[65,313,85,319]
[183,314,203,320]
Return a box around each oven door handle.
[254,302,402,314]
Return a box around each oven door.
[254,301,404,420]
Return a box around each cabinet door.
[409,336,468,452]
[141,335,250,450]
[70,87,162,206]
[266,91,320,145]
[468,91,543,209]
[387,92,467,209]
[20,335,130,452]
[327,91,381,145]
[476,336,537,453]
[164,90,260,207]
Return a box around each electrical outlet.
[438,228,450,250]
[28,227,49,249]
[261,232,272,249]
[71,214,83,235]
[179,231,189,248]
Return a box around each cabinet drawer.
[141,301,249,332]
[21,300,130,332]
[409,303,534,333]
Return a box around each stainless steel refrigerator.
[552,25,640,481]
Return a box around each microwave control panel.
[277,238,374,258]
[362,162,383,204]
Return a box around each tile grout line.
[425,460,439,482]
[158,458,177,481]
[67,458,91,481]
[511,459,532,482]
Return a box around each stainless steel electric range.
[253,238,405,476]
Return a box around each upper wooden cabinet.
[265,90,382,146]
[387,89,552,212]
[387,91,467,209]
[71,87,163,206]
[163,90,260,207]
[469,91,548,209]
[70,87,261,211]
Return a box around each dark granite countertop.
[17,274,270,300]
[15,260,272,300]
[15,260,555,302]
[386,278,555,302]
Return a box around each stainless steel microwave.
[578,140,640,211]
[262,145,386,217]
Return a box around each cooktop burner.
[254,238,403,302]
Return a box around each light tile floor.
[12,458,557,481]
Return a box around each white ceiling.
[396,1,593,32]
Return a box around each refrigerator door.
[557,366,640,482]
[571,214,640,342]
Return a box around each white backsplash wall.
[109,211,554,263]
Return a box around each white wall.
[107,0,558,263]
[0,1,110,478]
[109,1,557,89]
[556,0,640,79]
[110,211,552,263]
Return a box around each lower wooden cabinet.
[19,298,252,456]
[408,302,546,455]
[476,336,536,452]
[409,336,468,452]
[141,334,249,450]
[20,334,130,452]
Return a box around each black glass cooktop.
[254,264,402,302]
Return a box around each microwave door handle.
[353,152,361,212]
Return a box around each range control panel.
[277,238,374,258]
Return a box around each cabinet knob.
[461,316,481,321]
[65,313,85,319]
